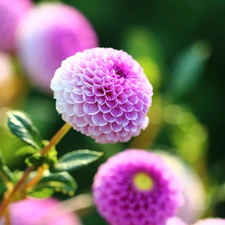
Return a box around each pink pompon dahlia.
[166,217,187,225]
[92,149,183,225]
[0,197,82,225]
[51,47,153,144]
[0,0,33,53]
[193,218,225,225]
[16,3,98,93]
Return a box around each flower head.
[193,218,225,225]
[0,197,82,225]
[166,217,187,225]
[17,3,98,93]
[51,48,153,143]
[0,0,33,53]
[155,150,206,223]
[92,149,183,225]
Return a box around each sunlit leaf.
[7,111,42,150]
[29,187,54,198]
[31,171,77,196]
[168,40,211,100]
[53,150,103,172]
[0,151,13,182]
[15,146,37,157]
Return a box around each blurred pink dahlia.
[16,3,98,93]
[51,47,153,143]
[155,150,206,223]
[193,218,225,225]
[92,149,183,225]
[0,0,33,53]
[0,197,82,225]
[166,217,187,225]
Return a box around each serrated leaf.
[53,150,103,172]
[168,40,211,101]
[32,171,77,196]
[7,111,42,150]
[15,146,37,157]
[28,187,54,198]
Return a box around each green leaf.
[31,171,77,196]
[0,176,7,201]
[0,151,13,182]
[168,40,211,101]
[0,151,12,200]
[29,187,54,198]
[7,111,42,150]
[53,150,103,172]
[15,146,37,157]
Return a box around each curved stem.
[22,166,45,191]
[0,123,72,218]
[5,207,11,225]
[41,123,71,156]
[0,167,33,217]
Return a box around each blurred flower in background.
[192,218,225,225]
[155,150,206,224]
[166,217,187,225]
[0,0,33,53]
[16,2,98,93]
[0,197,82,225]
[0,52,25,107]
[93,149,183,225]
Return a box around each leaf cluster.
[0,111,103,200]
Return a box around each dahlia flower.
[0,0,32,53]
[166,217,187,225]
[92,149,183,225]
[51,47,153,143]
[193,218,225,225]
[0,197,82,225]
[155,150,206,223]
[17,3,98,93]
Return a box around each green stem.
[41,123,71,156]
[0,123,72,218]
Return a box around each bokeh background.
[1,0,225,224]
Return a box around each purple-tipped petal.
[92,149,183,225]
[51,48,153,143]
